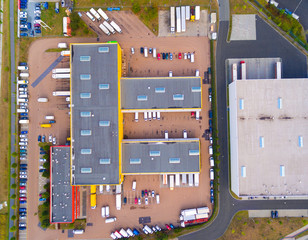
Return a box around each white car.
[131,47,135,54]
[39,166,45,170]
[20,146,27,149]
[34,10,41,14]
[61,0,65,7]
[19,189,27,193]
[20,138,28,142]
[20,134,27,138]
[155,225,162,231]
[39,158,46,162]
[19,88,27,91]
[184,52,187,59]
[20,102,28,106]
[49,134,52,142]
[19,216,26,220]
[52,137,56,145]
[20,193,26,197]
[20,157,27,160]
[209,94,212,102]
[20,171,27,175]
[145,197,148,205]
[19,175,27,179]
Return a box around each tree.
[11,205,16,210]
[11,215,16,221]
[43,162,50,169]
[43,201,50,208]
[10,237,16,240]
[11,194,16,199]
[11,163,17,168]
[41,219,50,228]
[9,226,16,232]
[42,192,50,199]
[44,182,50,190]
[42,210,49,216]
[11,152,17,157]
[11,173,17,178]
[132,2,141,13]
[42,171,50,178]
[11,184,16,189]
[43,154,49,160]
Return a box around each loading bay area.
[25,12,212,239]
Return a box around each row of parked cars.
[38,134,56,145]
[19,3,42,37]
[111,224,173,239]
[137,47,195,62]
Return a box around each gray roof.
[70,43,120,185]
[50,146,73,223]
[120,77,202,110]
[122,139,200,174]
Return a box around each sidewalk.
[283,224,308,239]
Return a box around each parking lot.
[25,8,212,239]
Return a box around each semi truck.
[190,6,195,22]
[53,91,70,96]
[52,68,70,74]
[52,73,70,79]
[275,61,281,79]
[97,8,109,21]
[110,21,122,33]
[188,173,193,186]
[195,6,200,20]
[175,173,180,186]
[37,98,48,102]
[90,8,101,20]
[176,7,181,33]
[99,24,110,35]
[103,21,115,34]
[86,11,95,22]
[180,207,210,227]
[169,175,174,190]
[194,173,199,187]
[240,61,246,80]
[185,6,190,20]
[232,63,237,81]
[182,173,187,184]
[181,6,186,32]
[91,185,97,209]
[116,194,121,210]
[170,7,175,33]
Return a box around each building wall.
[229,81,240,196]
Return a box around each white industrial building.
[229,68,308,198]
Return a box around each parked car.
[210,180,214,188]
[123,197,127,204]
[20,182,26,186]
[151,190,155,198]
[19,227,27,230]
[39,198,46,201]
[145,189,148,197]
[20,175,27,179]
[34,23,40,27]
[141,190,144,197]
[39,166,45,170]
[170,224,175,229]
[42,135,46,142]
[20,146,27,150]
[162,53,166,59]
[134,197,138,204]
[138,197,141,205]
[20,200,27,204]
[149,48,152,54]
[165,224,171,230]
[19,197,27,201]
[131,47,135,54]
[157,53,160,60]
[49,134,52,142]
[210,188,214,197]
[210,196,214,204]
[140,47,144,54]
[19,208,27,212]
[39,169,47,173]
[21,130,28,134]
[52,137,56,145]
[155,225,162,231]
[169,53,173,60]
[145,197,148,205]
[133,229,140,236]
[178,52,182,59]
[39,158,46,162]
[38,135,41,142]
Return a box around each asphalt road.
[275,0,308,41]
[180,11,307,240]
[9,0,16,237]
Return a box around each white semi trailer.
[103,21,115,34]
[176,7,181,33]
[99,24,111,35]
[181,6,186,32]
[90,8,101,20]
[170,7,175,33]
[110,21,122,33]
[97,8,109,21]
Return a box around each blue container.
[107,7,113,11]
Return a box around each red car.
[178,52,182,59]
[157,53,161,60]
[165,224,171,230]
[145,189,148,197]
[135,197,138,204]
[19,197,27,201]
[20,186,25,190]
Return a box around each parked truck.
[91,185,96,209]
[170,6,175,33]
[116,194,121,210]
[169,175,174,190]
[90,8,101,20]
[19,119,29,124]
[180,207,210,227]
[232,63,237,81]
[61,50,70,56]
[45,116,55,120]
[110,21,122,33]
[99,24,110,35]
[181,6,186,32]
[52,68,70,74]
[53,91,70,96]
[41,124,51,128]
[18,66,29,70]
[176,7,181,33]
[185,6,190,20]
[86,11,95,22]
[194,173,199,187]
[188,173,193,186]
[97,8,109,21]
[190,6,195,22]
[52,73,70,79]
[240,61,246,80]
[103,21,115,34]
[37,97,48,102]
[195,6,200,20]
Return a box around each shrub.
[10,237,16,240]
[11,184,17,189]
[11,205,16,210]
[11,215,16,221]
[11,163,17,168]
[42,171,50,178]
[44,182,50,190]
[132,2,141,13]
[41,192,50,199]
[9,226,16,232]
[41,219,50,228]
[43,162,50,169]
[11,173,17,178]
[11,194,16,199]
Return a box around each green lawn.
[218,211,308,240]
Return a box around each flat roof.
[50,146,73,223]
[70,43,120,185]
[120,77,202,110]
[122,139,200,174]
[229,78,308,196]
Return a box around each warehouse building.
[50,146,78,223]
[229,78,308,198]
[70,43,202,186]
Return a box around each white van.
[144,47,148,57]
[106,185,110,192]
[175,174,180,186]
[143,225,153,234]
[196,70,200,76]
[20,73,29,78]
[101,207,106,218]
[135,112,138,122]
[99,185,104,193]
[126,228,134,237]
[152,112,156,120]
[156,194,160,204]
[153,48,157,58]
[58,43,67,48]
[73,230,84,234]
[132,180,136,191]
[45,116,55,120]
[105,217,116,223]
[209,146,213,155]
[148,112,152,120]
[169,71,173,77]
[164,130,168,139]
[18,66,29,71]
[210,157,214,167]
[196,111,200,120]
[210,168,214,180]
[119,228,129,238]
[106,206,110,217]
[191,53,195,63]
[183,130,187,138]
